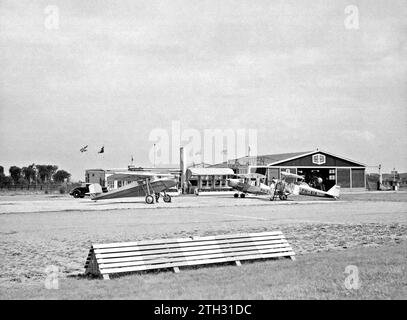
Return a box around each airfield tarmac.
[0,192,406,289]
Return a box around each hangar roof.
[267,150,366,167]
[187,167,234,176]
[210,151,312,167]
[252,151,312,165]
[211,149,366,168]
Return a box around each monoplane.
[88,171,178,204]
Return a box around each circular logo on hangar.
[312,153,326,165]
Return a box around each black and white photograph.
[0,0,406,305]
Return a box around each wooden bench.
[84,231,295,280]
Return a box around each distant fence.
[0,183,80,192]
[366,174,407,191]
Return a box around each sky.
[0,0,406,180]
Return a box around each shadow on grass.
[77,256,293,281]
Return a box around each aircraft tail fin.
[326,185,340,198]
[89,183,103,199]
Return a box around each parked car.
[166,187,182,197]
[69,183,107,198]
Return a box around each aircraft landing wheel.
[279,194,287,201]
[145,195,154,204]
[233,193,239,198]
[163,194,171,203]
[240,193,246,198]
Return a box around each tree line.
[0,164,71,186]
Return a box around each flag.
[98,146,104,154]
[80,145,88,153]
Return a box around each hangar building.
[213,149,366,191]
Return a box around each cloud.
[1,0,406,178]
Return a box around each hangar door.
[297,168,335,190]
[267,168,279,183]
[337,168,350,188]
[351,169,365,188]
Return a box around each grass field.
[1,243,405,299]
[0,192,406,299]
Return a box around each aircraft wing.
[280,172,305,180]
[237,173,266,179]
[107,171,174,181]
[91,177,178,200]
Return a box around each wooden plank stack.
[84,231,295,280]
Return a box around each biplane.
[227,171,340,201]
[88,171,178,204]
[227,173,271,198]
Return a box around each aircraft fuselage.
[228,179,271,196]
[297,184,339,199]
